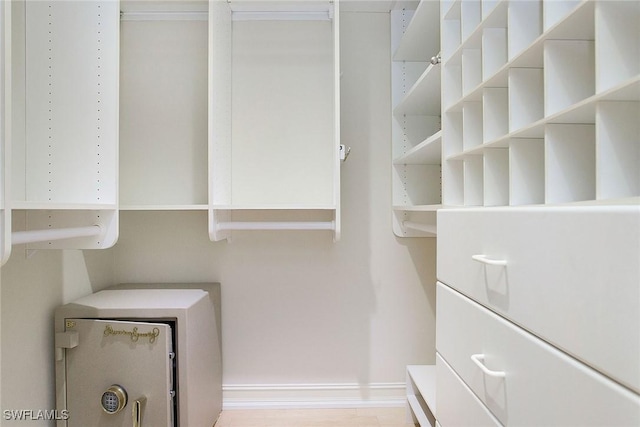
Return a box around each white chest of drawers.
[436,206,640,426]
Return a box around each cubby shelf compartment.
[391,1,442,238]
[596,102,640,201]
[544,39,595,117]
[209,0,340,242]
[545,124,595,205]
[595,1,640,94]
[509,139,545,206]
[406,365,436,427]
[483,148,509,206]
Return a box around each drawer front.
[436,353,502,427]
[437,206,640,393]
[436,283,640,426]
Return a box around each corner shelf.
[391,0,442,238]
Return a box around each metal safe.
[54,283,222,427]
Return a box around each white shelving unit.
[119,2,208,212]
[7,0,119,254]
[440,0,640,208]
[391,0,441,238]
[208,0,341,242]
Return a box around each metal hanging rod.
[12,225,102,246]
[120,11,208,21]
[231,10,331,21]
[216,221,335,231]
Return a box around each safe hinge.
[56,331,79,349]
[55,331,79,361]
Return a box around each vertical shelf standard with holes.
[391,0,441,238]
[9,0,119,251]
[208,0,341,242]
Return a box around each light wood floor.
[214,407,417,427]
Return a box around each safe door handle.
[471,254,507,267]
[132,396,146,427]
[470,354,506,378]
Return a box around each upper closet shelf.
[393,0,440,61]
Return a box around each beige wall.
[0,9,436,422]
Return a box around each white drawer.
[436,353,502,427]
[436,283,640,426]
[437,205,640,393]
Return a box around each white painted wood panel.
[435,353,501,427]
[437,206,640,394]
[437,282,640,425]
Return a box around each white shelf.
[394,204,442,212]
[391,2,441,238]
[406,365,436,427]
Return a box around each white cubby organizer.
[441,0,640,209]
[208,0,341,242]
[403,0,639,425]
[6,0,119,258]
[391,0,441,238]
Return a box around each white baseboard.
[222,382,407,410]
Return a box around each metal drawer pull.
[471,354,506,378]
[471,254,507,267]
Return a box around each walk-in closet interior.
[0,0,638,426]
